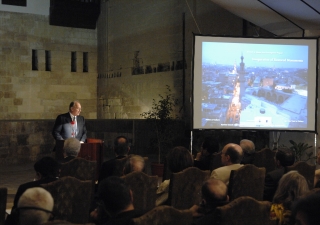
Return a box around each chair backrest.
[41,176,93,224]
[213,196,275,225]
[253,148,276,173]
[209,152,223,171]
[121,171,158,212]
[42,221,95,225]
[168,167,210,209]
[286,161,316,190]
[0,187,7,225]
[132,205,193,225]
[60,157,97,182]
[228,164,266,201]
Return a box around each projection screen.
[193,35,318,132]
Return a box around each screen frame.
[192,34,318,133]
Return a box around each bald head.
[222,143,243,164]
[202,178,228,207]
[240,139,255,154]
[114,136,130,156]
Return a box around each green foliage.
[289,140,315,162]
[140,85,183,163]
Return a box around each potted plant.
[289,140,315,162]
[140,85,184,177]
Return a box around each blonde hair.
[273,171,309,208]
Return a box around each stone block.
[4,91,16,98]
[14,98,23,105]
[108,98,122,106]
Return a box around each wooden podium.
[55,138,104,172]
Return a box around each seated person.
[6,157,59,225]
[210,143,243,185]
[192,178,229,225]
[291,189,320,225]
[17,187,54,225]
[123,154,145,175]
[263,147,295,201]
[60,137,81,163]
[314,149,320,187]
[156,146,193,206]
[194,136,219,170]
[99,136,130,182]
[90,176,143,225]
[269,171,309,225]
[240,139,255,164]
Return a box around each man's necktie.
[73,116,77,136]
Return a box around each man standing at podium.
[52,101,87,144]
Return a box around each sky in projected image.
[199,42,311,130]
[202,42,308,69]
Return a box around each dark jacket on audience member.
[103,210,143,225]
[59,156,76,163]
[194,156,211,171]
[192,201,229,225]
[263,168,285,201]
[99,155,127,182]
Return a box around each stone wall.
[0,119,188,164]
[0,11,98,120]
[96,0,244,122]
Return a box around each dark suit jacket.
[59,156,76,163]
[263,167,285,201]
[52,112,87,142]
[99,155,127,183]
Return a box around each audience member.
[99,136,130,182]
[123,154,145,175]
[194,137,219,170]
[270,171,309,225]
[210,143,243,185]
[5,157,59,225]
[91,176,142,225]
[156,146,193,206]
[60,137,81,163]
[240,139,255,164]
[291,190,320,225]
[313,149,320,187]
[17,187,54,225]
[263,147,295,201]
[192,178,229,225]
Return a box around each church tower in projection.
[238,53,247,101]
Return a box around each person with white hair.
[61,137,81,163]
[17,187,54,225]
[240,139,255,164]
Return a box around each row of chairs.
[42,158,316,223]
[40,196,277,225]
[133,196,276,225]
[1,155,315,224]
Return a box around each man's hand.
[195,152,202,161]
[189,205,204,217]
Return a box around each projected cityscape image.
[201,52,308,129]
